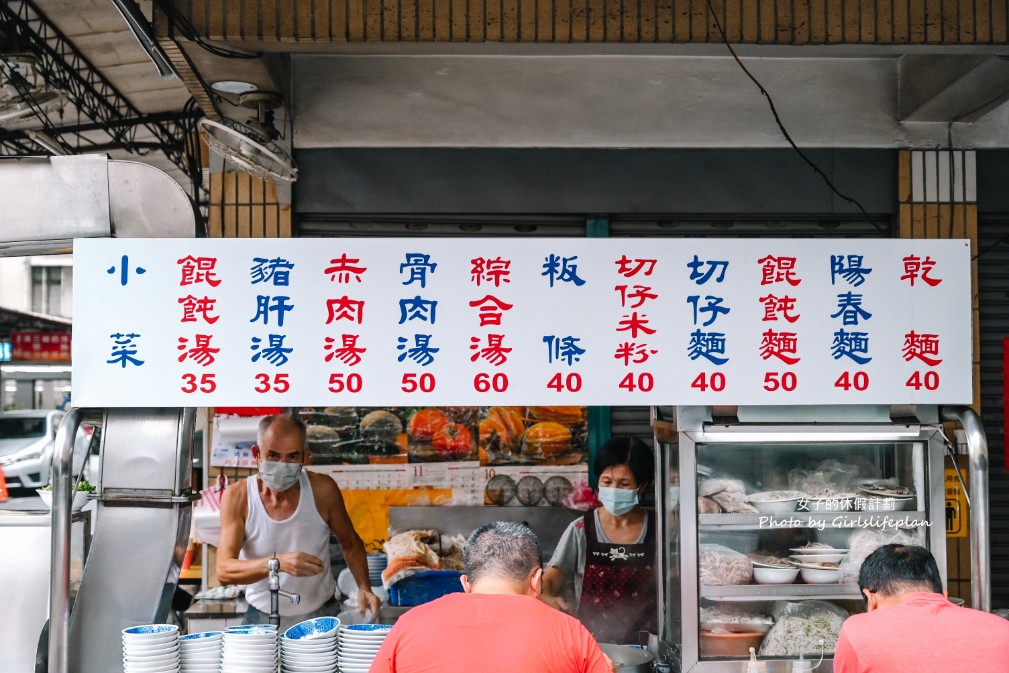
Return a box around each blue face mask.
[598,486,639,516]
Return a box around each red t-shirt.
[834,592,1009,673]
[369,592,613,673]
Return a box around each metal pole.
[941,406,990,612]
[47,408,81,673]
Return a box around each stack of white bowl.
[122,624,180,673]
[337,624,392,673]
[365,554,388,586]
[280,617,340,673]
[222,625,278,673]
[179,631,224,672]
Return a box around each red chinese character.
[615,284,659,309]
[758,255,801,286]
[468,295,514,327]
[758,294,800,323]
[759,330,800,364]
[471,257,512,287]
[177,334,220,367]
[902,331,943,366]
[326,297,365,324]
[179,295,220,324]
[901,255,942,287]
[324,334,367,366]
[469,334,512,366]
[324,254,367,283]
[615,256,657,277]
[178,256,221,287]
[614,342,658,365]
[616,312,657,338]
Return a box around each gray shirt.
[547,508,649,610]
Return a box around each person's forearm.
[217,555,271,585]
[342,536,372,592]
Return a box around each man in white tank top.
[217,414,381,627]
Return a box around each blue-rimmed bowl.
[227,624,277,632]
[344,624,390,633]
[123,624,178,637]
[180,631,223,642]
[284,616,341,641]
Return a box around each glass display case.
[664,406,948,673]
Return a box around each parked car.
[0,410,94,489]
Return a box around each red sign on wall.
[12,332,71,362]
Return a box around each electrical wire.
[704,0,871,219]
[151,0,263,60]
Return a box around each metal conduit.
[941,405,990,612]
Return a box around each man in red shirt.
[834,543,1009,673]
[370,521,614,673]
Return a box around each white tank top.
[241,470,337,615]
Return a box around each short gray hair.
[257,414,307,448]
[464,521,542,585]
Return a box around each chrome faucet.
[267,555,301,627]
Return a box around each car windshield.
[0,418,47,439]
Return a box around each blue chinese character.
[686,295,731,326]
[400,253,438,287]
[831,292,873,326]
[398,296,438,324]
[250,295,295,326]
[687,330,729,365]
[250,334,293,366]
[687,256,729,284]
[397,334,440,366]
[107,332,144,367]
[107,255,147,286]
[250,257,294,286]
[542,254,586,288]
[543,335,586,365]
[831,329,872,365]
[830,255,873,287]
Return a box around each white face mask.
[259,460,301,491]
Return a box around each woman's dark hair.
[858,543,943,597]
[594,436,654,488]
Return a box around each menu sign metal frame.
[72,238,971,407]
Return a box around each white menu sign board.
[72,238,971,406]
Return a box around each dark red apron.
[575,508,657,644]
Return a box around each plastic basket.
[388,570,464,607]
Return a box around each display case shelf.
[700,583,861,601]
[698,511,927,530]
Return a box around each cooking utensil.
[598,643,655,672]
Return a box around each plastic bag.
[789,459,860,497]
[700,544,753,586]
[700,478,758,513]
[758,600,848,656]
[193,474,227,546]
[838,528,920,584]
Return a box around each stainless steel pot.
[599,643,655,673]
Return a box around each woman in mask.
[542,437,656,644]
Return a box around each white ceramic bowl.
[124,662,180,673]
[746,491,806,514]
[124,640,180,654]
[797,565,841,584]
[282,665,338,673]
[281,641,335,653]
[752,566,799,584]
[282,651,337,663]
[789,552,846,564]
[123,624,179,640]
